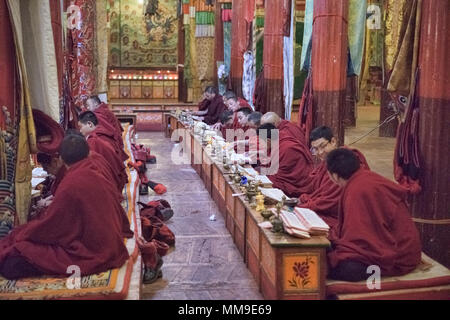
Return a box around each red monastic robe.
[0,158,133,276]
[298,148,369,230]
[203,95,226,125]
[328,169,422,276]
[93,125,128,162]
[89,151,124,198]
[278,120,308,153]
[87,133,127,191]
[267,135,313,198]
[94,103,125,154]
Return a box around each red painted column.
[67,0,97,109]
[311,0,348,144]
[214,3,224,87]
[411,0,450,268]
[230,0,253,97]
[261,0,289,117]
[0,0,16,127]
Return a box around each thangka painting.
[109,0,178,68]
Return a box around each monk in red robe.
[325,148,421,282]
[0,135,133,280]
[78,111,128,192]
[212,91,250,131]
[261,112,307,148]
[85,95,127,161]
[192,86,226,125]
[257,123,313,197]
[297,126,370,230]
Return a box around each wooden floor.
[138,105,395,300]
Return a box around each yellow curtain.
[7,0,37,225]
[97,0,109,94]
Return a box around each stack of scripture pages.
[279,210,311,239]
[294,207,330,236]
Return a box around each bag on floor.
[138,200,173,222]
[141,215,175,246]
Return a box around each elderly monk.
[86,96,128,161]
[261,112,308,148]
[0,135,133,280]
[297,126,369,230]
[78,111,128,192]
[212,92,251,130]
[256,123,313,197]
[192,86,226,126]
[325,148,421,282]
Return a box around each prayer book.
[279,210,311,239]
[294,207,330,236]
[259,188,289,202]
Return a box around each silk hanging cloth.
[347,0,367,76]
[283,0,295,120]
[6,0,38,225]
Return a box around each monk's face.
[204,92,215,101]
[311,137,337,161]
[85,99,96,111]
[43,158,63,176]
[228,99,240,112]
[78,121,95,137]
[247,121,259,129]
[237,112,248,126]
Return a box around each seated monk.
[211,92,250,131]
[261,112,308,148]
[191,86,226,126]
[85,95,128,162]
[36,152,66,198]
[0,135,133,280]
[78,111,128,192]
[219,110,235,138]
[232,111,263,154]
[256,123,313,197]
[325,148,421,282]
[296,126,370,230]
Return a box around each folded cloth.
[32,109,64,155]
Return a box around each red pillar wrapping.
[214,3,224,87]
[311,0,348,145]
[50,0,63,99]
[230,0,247,97]
[411,0,450,268]
[68,0,97,109]
[261,0,289,117]
[0,0,16,127]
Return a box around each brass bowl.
[284,198,299,208]
[261,210,274,220]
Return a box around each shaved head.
[261,112,282,127]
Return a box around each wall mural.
[109,0,178,68]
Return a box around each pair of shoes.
[143,268,162,284]
[159,208,174,222]
[139,185,149,195]
[143,255,164,284]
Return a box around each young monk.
[0,135,133,280]
[256,123,313,197]
[85,95,125,153]
[192,86,226,125]
[296,126,369,230]
[78,111,128,192]
[326,148,421,282]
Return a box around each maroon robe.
[94,103,125,154]
[328,169,422,277]
[50,165,67,196]
[89,151,124,198]
[93,125,128,162]
[278,120,308,154]
[0,158,133,277]
[203,95,226,125]
[87,133,128,191]
[298,148,369,230]
[267,135,314,198]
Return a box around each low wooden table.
[172,115,330,300]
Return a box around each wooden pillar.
[214,2,224,87]
[343,75,357,127]
[0,0,16,126]
[411,0,450,268]
[230,0,245,97]
[311,0,348,145]
[262,0,289,117]
[49,0,63,100]
[178,16,187,102]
